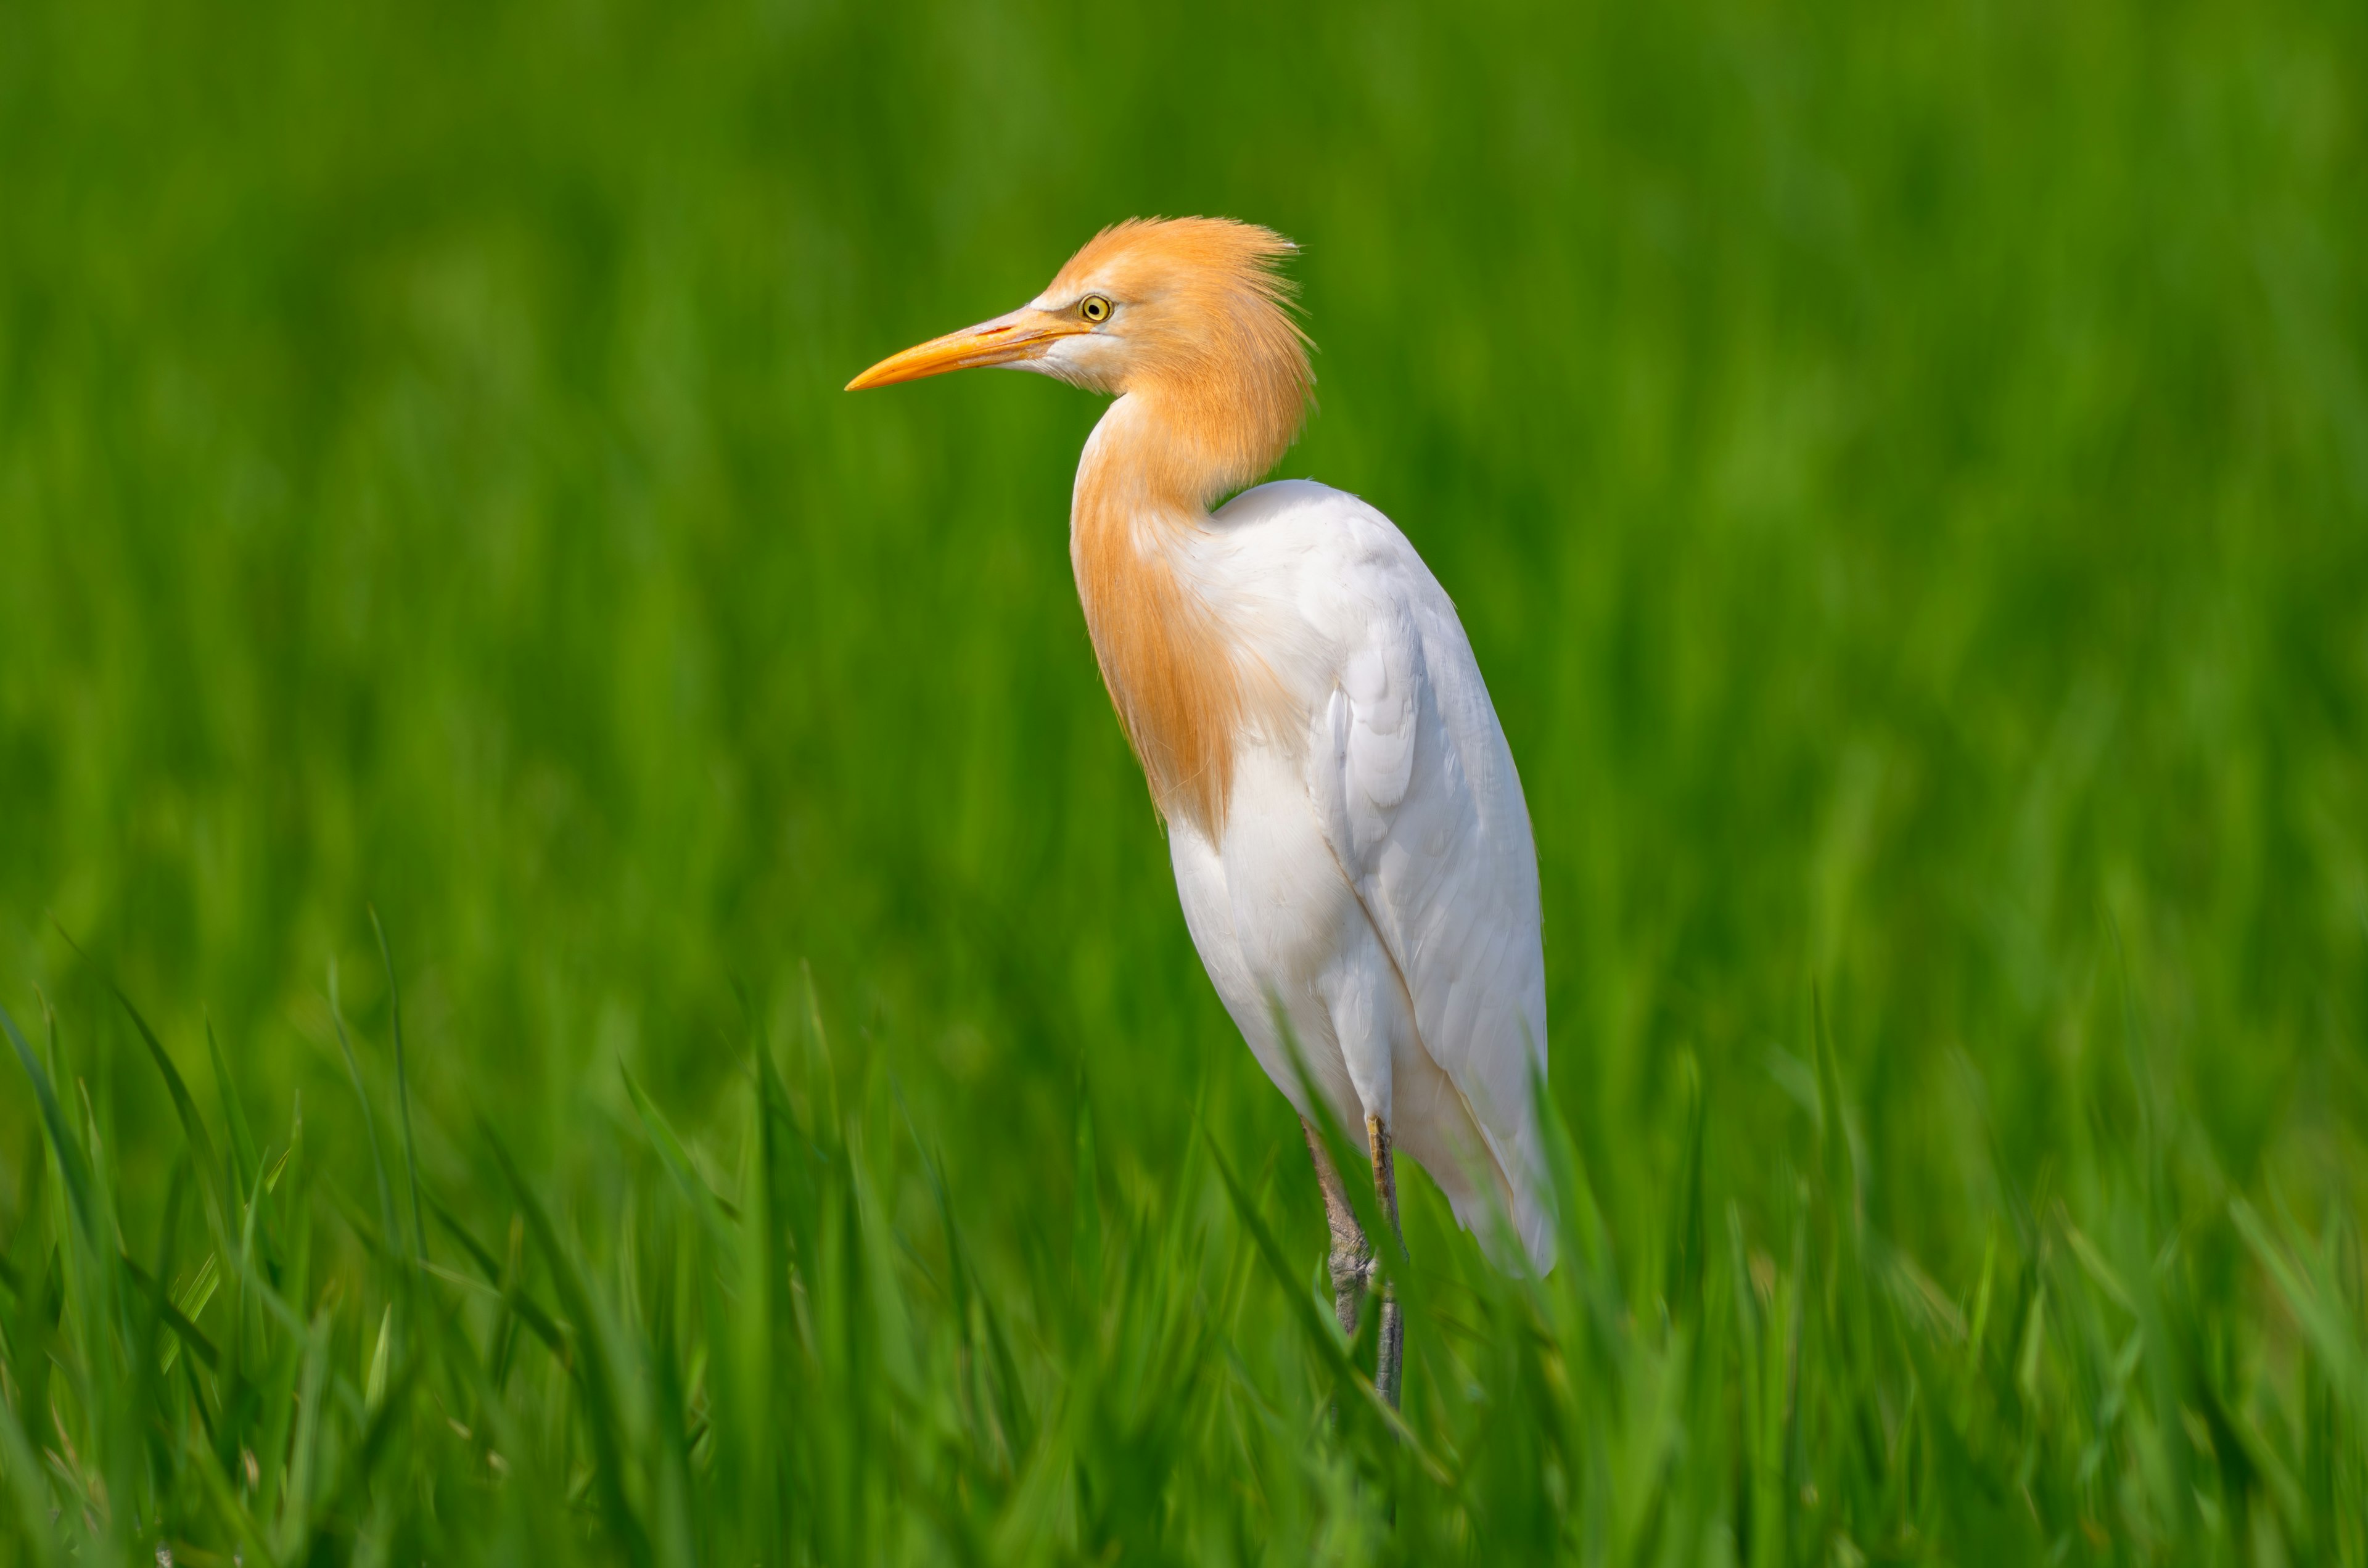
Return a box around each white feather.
[1166,480,1555,1273]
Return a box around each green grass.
[4,0,2368,1560]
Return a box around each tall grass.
[4,0,2367,1559]
[6,951,2367,1562]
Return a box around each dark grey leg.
[1366,1114,1405,1410]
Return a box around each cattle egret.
[849,217,1553,1406]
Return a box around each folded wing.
[1304,498,1556,1272]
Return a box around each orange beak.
[844,307,1090,391]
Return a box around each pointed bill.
[845,307,1089,390]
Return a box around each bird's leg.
[1302,1117,1372,1341]
[1367,1114,1405,1410]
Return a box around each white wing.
[1277,486,1556,1273]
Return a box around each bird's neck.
[1069,391,1259,840]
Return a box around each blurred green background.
[4,0,2367,1558]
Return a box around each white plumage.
[1164,478,1554,1273]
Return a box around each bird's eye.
[1079,294,1112,322]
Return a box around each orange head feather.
[1033,218,1314,504]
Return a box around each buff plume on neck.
[843,216,1320,836]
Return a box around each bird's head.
[848,217,1314,498]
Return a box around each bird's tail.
[1502,1126,1559,1276]
[1449,1119,1557,1277]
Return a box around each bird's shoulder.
[1207,481,1492,750]
[1213,478,1414,557]
[1214,484,1519,857]
[1212,480,1453,625]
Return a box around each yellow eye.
[1080,294,1112,323]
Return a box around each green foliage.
[3,0,2366,1560]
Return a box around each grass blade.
[327,962,402,1284]
[369,908,427,1263]
[205,1017,261,1204]
[485,1122,654,1567]
[118,989,233,1244]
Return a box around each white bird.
[849,217,1553,1405]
